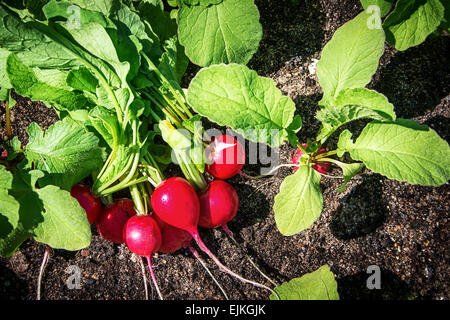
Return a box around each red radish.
[205,135,245,179]
[292,144,331,174]
[123,215,162,257]
[97,198,136,243]
[198,180,239,229]
[70,184,102,224]
[123,215,163,300]
[1,150,7,158]
[151,177,200,234]
[151,177,276,295]
[153,215,192,253]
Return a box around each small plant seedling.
[186,9,450,239]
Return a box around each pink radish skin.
[151,177,200,234]
[123,215,162,256]
[97,198,136,243]
[123,215,163,300]
[292,144,331,174]
[198,180,239,229]
[205,135,246,179]
[70,184,102,224]
[153,215,192,253]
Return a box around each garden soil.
[0,0,449,300]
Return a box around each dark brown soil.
[1,0,449,300]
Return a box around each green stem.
[99,175,149,196]
[314,150,338,160]
[296,142,309,158]
[5,89,12,139]
[130,183,146,215]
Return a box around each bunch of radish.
[68,134,278,299]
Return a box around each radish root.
[188,243,229,300]
[36,246,51,300]
[145,256,163,300]
[138,255,149,300]
[191,231,280,299]
[221,224,279,287]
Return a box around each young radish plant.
[186,9,450,240]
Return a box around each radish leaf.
[24,120,104,190]
[33,185,92,250]
[188,64,296,146]
[273,166,323,236]
[270,265,339,300]
[316,11,385,106]
[383,0,445,51]
[178,0,262,66]
[360,0,394,17]
[342,119,450,186]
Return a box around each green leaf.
[330,160,365,193]
[33,185,91,250]
[88,106,121,149]
[24,120,103,190]
[337,129,354,157]
[70,0,116,16]
[360,0,394,17]
[270,265,339,300]
[316,88,396,142]
[178,0,262,66]
[343,119,450,186]
[383,0,445,51]
[68,22,130,85]
[182,0,223,5]
[0,168,44,256]
[188,64,296,146]
[0,167,20,237]
[316,11,385,106]
[0,5,82,69]
[5,53,90,111]
[137,0,177,42]
[158,36,189,84]
[316,105,389,142]
[67,66,99,93]
[273,165,323,236]
[440,0,450,31]
[334,88,396,120]
[32,68,72,91]
[42,0,116,28]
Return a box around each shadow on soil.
[338,268,412,300]
[374,36,450,119]
[330,174,389,240]
[0,264,30,300]
[249,0,325,76]
[424,115,450,144]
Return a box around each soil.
[0,0,449,300]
